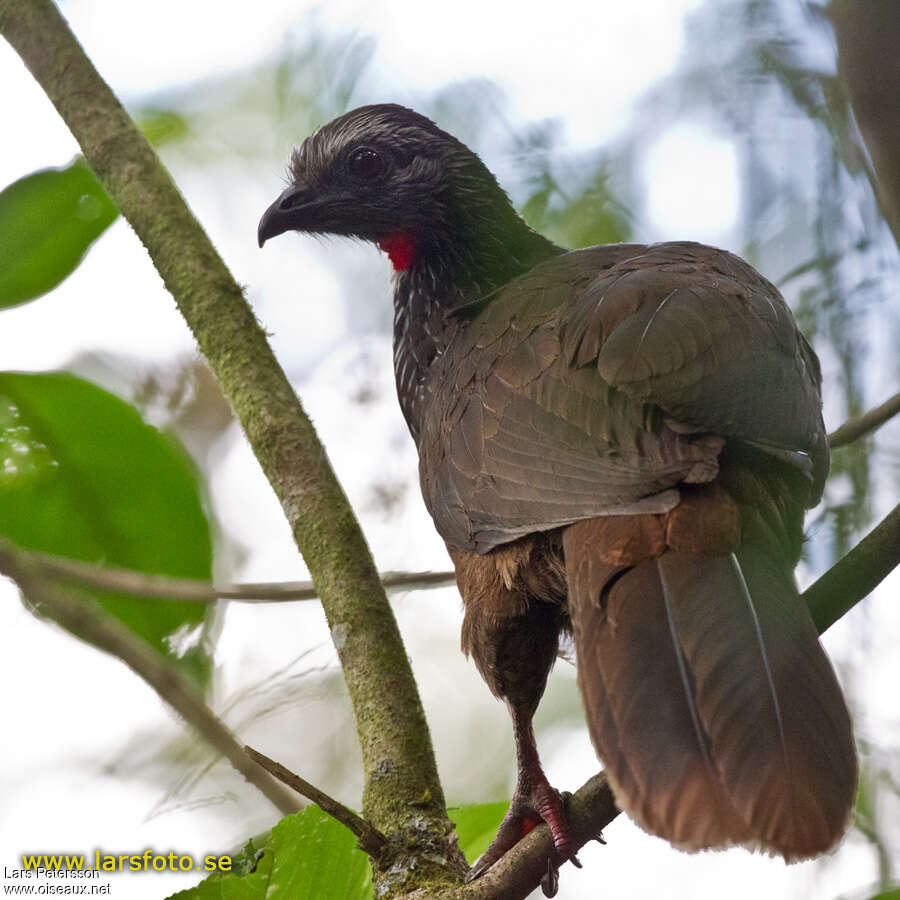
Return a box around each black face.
[257,104,489,248]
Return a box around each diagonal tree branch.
[828,391,900,449]
[0,545,300,816]
[0,0,461,888]
[804,503,900,634]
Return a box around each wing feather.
[419,241,827,551]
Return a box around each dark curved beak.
[257,183,318,247]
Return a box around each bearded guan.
[258,104,856,878]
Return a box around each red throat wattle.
[378,234,416,271]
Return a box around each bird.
[258,103,857,882]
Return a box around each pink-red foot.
[465,783,575,887]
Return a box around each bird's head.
[257,104,517,272]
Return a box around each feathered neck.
[390,202,561,441]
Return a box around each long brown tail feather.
[564,524,856,859]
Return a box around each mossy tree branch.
[0,0,460,889]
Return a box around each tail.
[563,518,856,859]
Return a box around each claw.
[464,861,486,883]
[540,856,559,897]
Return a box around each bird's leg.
[451,542,572,881]
[459,591,571,881]
[475,698,573,873]
[509,699,571,852]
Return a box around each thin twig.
[6,488,900,639]
[0,539,456,604]
[828,391,900,449]
[245,746,387,858]
[0,545,300,817]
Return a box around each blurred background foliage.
[1,0,898,897]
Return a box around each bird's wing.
[562,241,827,480]
[419,242,826,552]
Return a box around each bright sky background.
[1,1,896,898]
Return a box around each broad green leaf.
[0,159,118,309]
[169,806,373,900]
[449,802,508,863]
[0,372,212,686]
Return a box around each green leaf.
[173,802,510,899]
[169,807,373,900]
[0,372,212,686]
[449,802,508,863]
[0,159,118,309]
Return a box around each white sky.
[1,1,896,898]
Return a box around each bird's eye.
[347,147,386,181]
